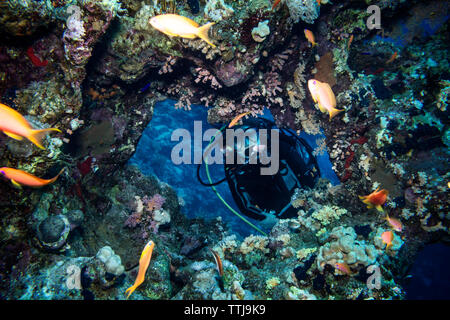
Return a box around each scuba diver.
[197,115,321,235]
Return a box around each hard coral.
[317,226,379,273]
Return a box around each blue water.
[404,243,450,299]
[129,99,339,236]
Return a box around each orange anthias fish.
[359,187,389,212]
[149,14,216,47]
[381,230,394,251]
[386,51,398,64]
[228,111,251,128]
[0,103,61,149]
[304,29,317,47]
[307,79,344,120]
[0,167,64,189]
[125,240,155,299]
[385,214,403,232]
[347,34,354,50]
[335,262,353,275]
[272,0,281,10]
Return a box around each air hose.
[203,125,268,236]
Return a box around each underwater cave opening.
[128,99,340,237]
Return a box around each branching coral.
[311,205,348,226]
[194,67,223,89]
[285,0,320,24]
[124,194,169,236]
[239,235,269,255]
[204,0,235,22]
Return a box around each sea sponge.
[251,20,270,42]
[96,246,125,276]
[153,208,171,226]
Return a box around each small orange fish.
[347,34,354,50]
[0,167,64,189]
[304,29,317,47]
[0,103,61,149]
[386,51,398,64]
[335,262,352,275]
[228,111,251,128]
[316,0,321,6]
[359,187,389,212]
[272,0,281,10]
[385,214,403,232]
[125,240,155,299]
[307,79,344,120]
[209,248,223,277]
[381,230,394,250]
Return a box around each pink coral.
[194,67,223,89]
[143,194,166,212]
[158,56,177,75]
[124,212,142,228]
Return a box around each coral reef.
[0,0,448,302]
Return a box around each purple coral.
[194,67,223,89]
[143,194,166,212]
[124,212,141,228]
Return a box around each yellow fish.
[228,112,251,128]
[304,29,317,47]
[307,79,344,119]
[0,167,64,189]
[149,14,216,47]
[125,240,155,299]
[0,103,61,149]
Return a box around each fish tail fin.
[197,22,216,47]
[27,128,61,150]
[329,107,344,120]
[48,168,65,184]
[359,197,371,206]
[125,285,137,299]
